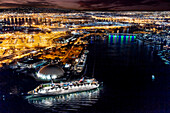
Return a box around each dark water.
[0,37,170,113]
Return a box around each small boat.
[161,58,166,61]
[27,77,100,97]
[157,53,162,56]
[164,61,170,65]
[160,56,165,58]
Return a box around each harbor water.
[0,36,169,113]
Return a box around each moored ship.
[27,77,100,96]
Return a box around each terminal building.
[17,58,47,69]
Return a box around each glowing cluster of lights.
[37,72,57,80]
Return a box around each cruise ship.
[27,77,100,96]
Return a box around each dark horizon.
[0,0,169,11]
[0,7,170,12]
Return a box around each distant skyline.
[0,0,169,10]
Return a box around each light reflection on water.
[26,88,101,112]
[108,35,136,44]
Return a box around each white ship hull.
[34,84,99,96]
[28,78,101,97]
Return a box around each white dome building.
[37,64,65,80]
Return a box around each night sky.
[0,0,169,10]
